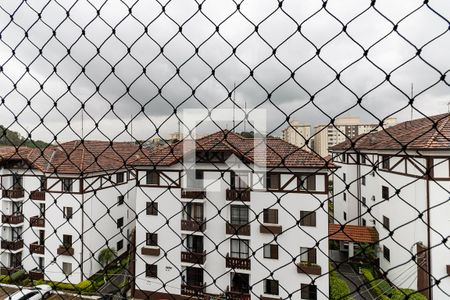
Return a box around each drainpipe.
[425,158,432,300]
[80,176,85,283]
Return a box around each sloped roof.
[0,141,146,174]
[133,130,334,169]
[331,113,450,151]
[328,224,379,243]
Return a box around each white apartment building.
[0,141,141,283]
[132,131,332,300]
[331,113,450,299]
[281,121,312,151]
[314,116,397,157]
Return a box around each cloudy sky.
[0,0,449,143]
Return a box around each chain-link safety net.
[0,0,449,299]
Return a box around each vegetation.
[10,269,26,283]
[360,268,426,300]
[98,247,118,268]
[329,264,354,300]
[0,125,49,148]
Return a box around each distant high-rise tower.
[282,121,312,151]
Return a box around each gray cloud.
[0,0,449,142]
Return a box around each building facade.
[314,116,397,157]
[132,131,332,300]
[331,113,450,299]
[281,121,312,151]
[0,141,141,283]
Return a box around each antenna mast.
[232,82,236,132]
[410,83,414,121]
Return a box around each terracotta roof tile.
[133,130,334,169]
[328,223,379,243]
[331,113,450,151]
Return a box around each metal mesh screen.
[0,0,448,299]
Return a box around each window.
[116,172,125,183]
[183,203,204,221]
[362,218,367,226]
[263,209,278,224]
[300,247,317,264]
[301,284,317,300]
[360,154,366,164]
[117,240,123,251]
[62,179,74,192]
[300,211,316,227]
[146,202,158,215]
[186,169,204,189]
[231,172,249,190]
[145,264,157,278]
[263,244,278,259]
[117,217,124,228]
[382,186,389,200]
[266,173,280,190]
[40,176,47,191]
[146,233,158,246]
[230,205,249,225]
[372,195,376,202]
[62,235,72,248]
[63,207,73,219]
[383,216,390,230]
[299,174,316,191]
[343,212,347,221]
[230,239,249,259]
[343,193,346,201]
[12,174,23,190]
[264,279,279,295]
[39,203,46,217]
[362,197,366,207]
[62,262,72,275]
[185,267,203,286]
[118,195,125,205]
[146,171,159,185]
[383,245,390,262]
[343,173,346,183]
[361,176,366,186]
[382,156,390,169]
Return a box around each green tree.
[98,247,117,268]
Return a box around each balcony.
[30,216,45,227]
[2,214,24,225]
[181,219,206,232]
[30,242,45,255]
[181,189,206,199]
[141,247,160,256]
[181,251,206,265]
[226,223,251,236]
[2,189,24,199]
[57,245,74,256]
[226,189,250,202]
[181,283,205,297]
[30,191,46,201]
[259,224,282,235]
[226,255,251,270]
[1,239,24,251]
[296,263,322,275]
[226,290,251,300]
[29,269,44,280]
[0,267,21,275]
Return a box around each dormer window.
[146,171,159,185]
[62,179,74,192]
[266,173,280,190]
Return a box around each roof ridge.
[425,114,450,148]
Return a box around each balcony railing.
[29,269,44,280]
[1,239,24,251]
[181,250,206,264]
[226,290,251,300]
[296,263,322,275]
[2,189,25,199]
[2,214,24,225]
[57,245,74,256]
[30,216,45,227]
[259,224,283,235]
[30,242,45,255]
[181,219,206,232]
[226,255,251,270]
[141,247,160,256]
[181,283,205,297]
[181,189,206,199]
[30,191,46,201]
[226,223,251,236]
[226,189,250,202]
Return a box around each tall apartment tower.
[281,121,312,151]
[132,131,333,300]
[314,116,397,157]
